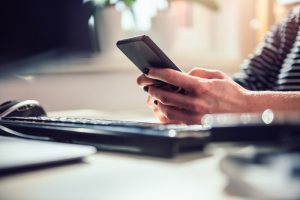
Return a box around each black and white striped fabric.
[234,7,300,91]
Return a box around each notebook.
[0,136,96,174]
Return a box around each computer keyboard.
[1,116,207,134]
[0,116,210,157]
[2,114,299,157]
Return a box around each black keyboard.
[0,117,210,157]
[2,114,299,157]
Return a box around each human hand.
[137,68,251,124]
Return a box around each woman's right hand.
[137,67,252,124]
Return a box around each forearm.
[247,91,300,112]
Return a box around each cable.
[0,124,52,141]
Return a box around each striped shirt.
[234,7,300,91]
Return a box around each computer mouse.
[0,100,47,118]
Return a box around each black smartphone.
[117,35,182,91]
[116,35,182,74]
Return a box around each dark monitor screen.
[0,0,96,75]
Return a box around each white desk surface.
[0,147,246,200]
[0,111,245,200]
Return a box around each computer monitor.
[0,0,97,76]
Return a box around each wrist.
[244,90,267,113]
[244,91,300,113]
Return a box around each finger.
[148,86,207,113]
[153,100,183,124]
[137,74,157,87]
[146,96,181,124]
[146,96,155,109]
[147,68,204,92]
[157,102,202,124]
[188,68,225,79]
[156,111,183,124]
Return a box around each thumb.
[188,68,225,79]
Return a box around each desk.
[0,147,244,200]
[0,110,245,200]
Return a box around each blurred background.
[0,0,294,118]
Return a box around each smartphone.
[116,35,181,74]
[116,35,182,91]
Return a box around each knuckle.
[190,100,203,113]
[160,105,174,120]
[160,95,169,104]
[164,110,175,120]
[164,68,176,81]
[193,83,208,95]
[194,107,203,114]
[148,87,164,104]
[164,73,172,83]
[149,68,163,78]
[212,70,224,78]
[189,99,210,114]
[209,79,222,88]
[203,81,212,91]
[214,70,222,75]
[148,68,155,77]
[188,68,199,76]
[148,86,155,96]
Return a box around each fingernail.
[154,80,164,85]
[143,86,149,92]
[170,85,179,91]
[154,100,158,105]
[144,68,149,75]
